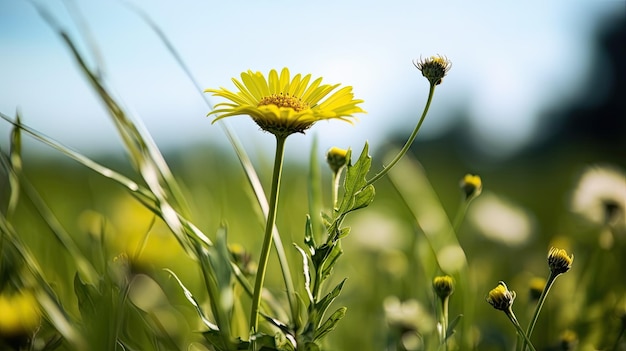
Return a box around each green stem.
[331,169,342,210]
[249,135,287,337]
[505,309,537,351]
[365,82,436,187]
[452,198,469,235]
[523,272,558,351]
[441,296,449,350]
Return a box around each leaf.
[319,242,343,282]
[304,216,316,256]
[313,307,347,341]
[337,143,372,214]
[163,268,218,331]
[7,112,22,219]
[348,184,375,213]
[73,273,98,319]
[294,244,314,304]
[312,279,346,328]
[445,314,463,341]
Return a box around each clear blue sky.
[0,0,623,160]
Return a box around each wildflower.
[205,68,365,138]
[486,281,516,311]
[528,277,545,301]
[413,55,451,85]
[0,290,41,338]
[570,165,626,229]
[229,243,257,276]
[460,173,482,201]
[326,147,349,174]
[432,275,454,299]
[469,192,533,247]
[547,247,573,275]
[383,296,435,334]
[559,329,578,351]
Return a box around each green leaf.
[73,273,98,320]
[304,215,316,256]
[164,268,218,331]
[446,314,463,341]
[337,227,351,240]
[313,307,347,341]
[337,143,372,214]
[312,279,346,328]
[202,330,229,351]
[294,244,314,304]
[349,184,375,213]
[7,112,22,219]
[319,242,343,281]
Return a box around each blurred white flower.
[570,165,626,230]
[350,212,407,251]
[383,296,435,334]
[468,192,534,246]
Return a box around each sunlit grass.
[1,3,625,351]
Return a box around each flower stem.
[249,135,287,337]
[452,198,470,235]
[365,82,436,187]
[523,272,558,351]
[505,309,537,351]
[331,169,342,210]
[441,296,449,350]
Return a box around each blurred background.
[1,1,625,350]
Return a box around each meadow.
[1,4,625,351]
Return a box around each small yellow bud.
[528,277,545,301]
[460,174,482,201]
[486,281,516,311]
[0,290,41,338]
[413,55,452,85]
[559,329,578,351]
[432,275,455,299]
[433,275,454,299]
[547,247,573,275]
[326,147,349,173]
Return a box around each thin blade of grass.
[123,2,296,311]
[0,216,87,349]
[6,111,22,220]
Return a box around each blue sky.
[0,1,623,160]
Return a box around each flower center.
[258,93,310,112]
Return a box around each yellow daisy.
[205,68,366,138]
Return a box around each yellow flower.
[413,55,452,85]
[547,247,573,275]
[528,277,546,301]
[432,275,455,299]
[326,146,349,173]
[486,281,516,311]
[0,290,41,337]
[460,173,482,201]
[205,68,366,138]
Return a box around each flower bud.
[326,147,349,173]
[432,275,454,299]
[547,247,573,275]
[413,55,452,85]
[486,281,516,311]
[460,174,482,201]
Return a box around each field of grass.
[1,4,625,351]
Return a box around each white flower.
[383,296,435,334]
[570,165,626,229]
[468,192,534,246]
